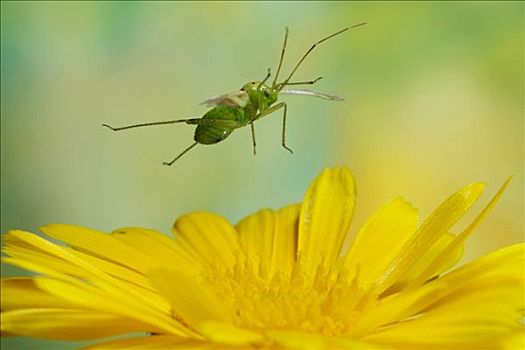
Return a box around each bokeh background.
[1,2,523,349]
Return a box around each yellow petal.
[80,335,211,350]
[147,269,232,331]
[1,256,82,285]
[39,224,159,273]
[383,232,463,295]
[1,278,78,311]
[298,167,356,278]
[33,276,191,336]
[1,277,163,322]
[111,227,201,275]
[3,230,100,279]
[501,331,525,350]
[362,281,523,346]
[1,308,149,340]
[372,182,486,294]
[1,254,176,331]
[344,197,418,291]
[64,247,154,289]
[235,204,300,278]
[353,243,525,338]
[3,230,153,290]
[199,321,263,345]
[272,204,301,275]
[406,176,512,288]
[3,242,92,279]
[172,212,241,269]
[439,243,525,290]
[2,230,176,321]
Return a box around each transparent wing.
[280,89,344,101]
[200,90,250,108]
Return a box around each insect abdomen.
[195,125,232,145]
[194,106,245,145]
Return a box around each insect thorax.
[241,81,278,112]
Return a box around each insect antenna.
[163,142,198,166]
[284,77,323,86]
[271,27,289,89]
[277,22,366,91]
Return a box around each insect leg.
[103,118,242,131]
[250,122,257,155]
[253,102,285,121]
[280,103,293,154]
[257,68,272,113]
[163,142,198,166]
[252,102,293,154]
[102,119,189,131]
[260,68,272,86]
[252,67,272,157]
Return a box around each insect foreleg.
[256,68,272,106]
[256,68,273,116]
[253,102,285,121]
[250,66,270,156]
[260,68,272,87]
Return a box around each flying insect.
[103,23,366,165]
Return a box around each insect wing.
[200,90,250,108]
[280,89,344,101]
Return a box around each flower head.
[1,167,523,349]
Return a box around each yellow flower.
[1,167,523,349]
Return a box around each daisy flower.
[1,167,523,349]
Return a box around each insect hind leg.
[102,117,241,132]
[250,122,257,155]
[163,142,198,166]
[252,102,293,154]
[102,119,189,131]
[280,103,293,154]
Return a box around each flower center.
[204,261,367,337]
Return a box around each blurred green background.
[1,2,523,349]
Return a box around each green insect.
[103,23,366,165]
